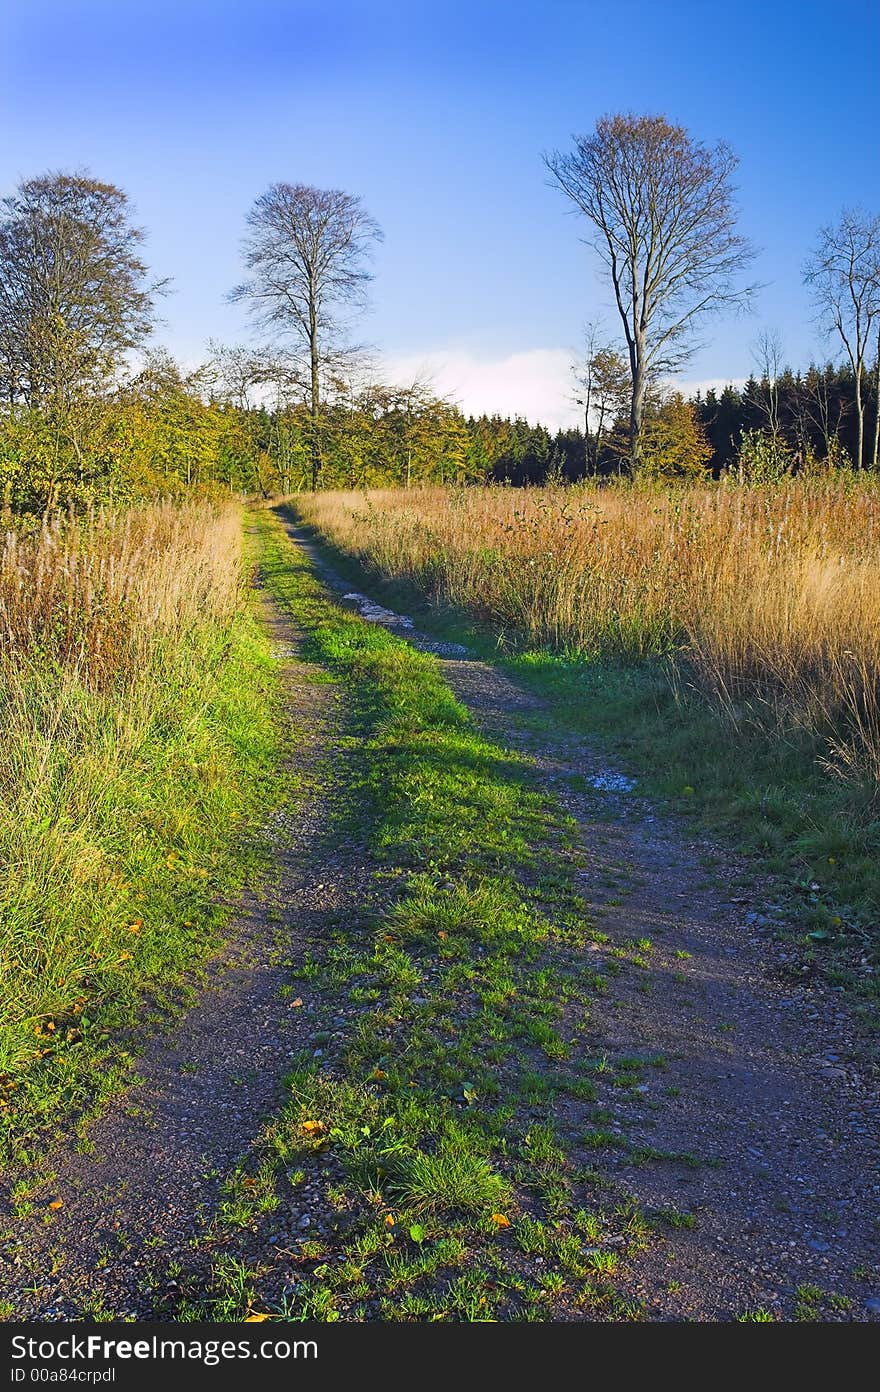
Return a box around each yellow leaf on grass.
[371,1068,387,1080]
[48,1200,64,1211]
[384,1213,395,1227]
[301,1120,325,1134]
[244,1313,270,1322]
[489,1213,510,1228]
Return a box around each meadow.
[0,501,279,1160]
[2,491,878,1323]
[296,479,880,791]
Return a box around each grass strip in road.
[184,509,652,1322]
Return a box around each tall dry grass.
[296,479,880,786]
[0,500,274,1148]
[0,502,242,685]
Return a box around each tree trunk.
[595,402,606,471]
[855,372,864,470]
[629,347,647,471]
[308,299,321,492]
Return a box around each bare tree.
[545,114,756,468]
[0,170,159,408]
[207,340,300,412]
[751,328,784,439]
[230,183,383,490]
[805,209,880,470]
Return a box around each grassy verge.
[287,513,880,1032]
[0,506,283,1164]
[179,508,656,1322]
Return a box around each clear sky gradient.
[3,0,878,427]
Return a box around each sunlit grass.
[296,478,880,787]
[187,508,652,1323]
[0,501,281,1157]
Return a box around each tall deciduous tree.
[0,171,158,410]
[230,183,383,490]
[545,114,756,469]
[804,209,880,470]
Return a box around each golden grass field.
[0,500,273,1134]
[297,479,880,787]
[0,501,242,685]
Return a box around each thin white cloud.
[381,352,750,431]
[381,348,580,432]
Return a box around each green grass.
[176,507,652,1323]
[290,516,880,1028]
[389,1126,513,1217]
[0,526,284,1163]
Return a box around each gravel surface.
[441,656,880,1320]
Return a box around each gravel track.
[4,521,879,1323]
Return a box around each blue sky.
[3,0,878,426]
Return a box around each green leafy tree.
[0,171,161,507]
[0,170,159,409]
[734,428,796,484]
[640,392,713,478]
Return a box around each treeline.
[490,362,880,486]
[695,363,877,475]
[3,351,877,510]
[0,350,519,509]
[1,164,878,512]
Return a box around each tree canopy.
[0,171,159,409]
